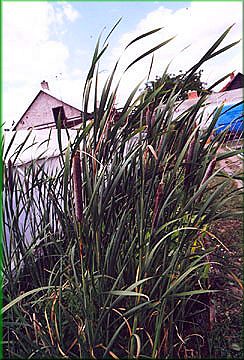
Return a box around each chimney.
[187,90,198,100]
[230,71,235,80]
[41,80,49,91]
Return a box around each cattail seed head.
[200,157,217,186]
[143,148,149,168]
[152,181,164,228]
[146,107,151,130]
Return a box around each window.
[52,106,66,128]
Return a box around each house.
[219,72,244,92]
[13,82,91,130]
[171,88,243,133]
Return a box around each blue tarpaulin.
[214,103,244,135]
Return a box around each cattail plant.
[200,157,217,187]
[146,106,152,131]
[2,24,242,360]
[152,179,164,229]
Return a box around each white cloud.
[3,1,242,129]
[3,1,80,128]
[106,1,242,105]
[61,2,80,22]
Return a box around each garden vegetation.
[2,24,242,358]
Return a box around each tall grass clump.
[2,25,243,358]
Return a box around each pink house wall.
[16,91,81,130]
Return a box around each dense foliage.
[2,24,242,359]
[144,69,207,103]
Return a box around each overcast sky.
[3,1,243,129]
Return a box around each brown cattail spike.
[72,152,83,223]
[152,181,164,228]
[146,107,151,129]
[200,157,217,187]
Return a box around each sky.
[3,1,243,129]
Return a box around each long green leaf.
[2,286,56,314]
[125,36,175,72]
